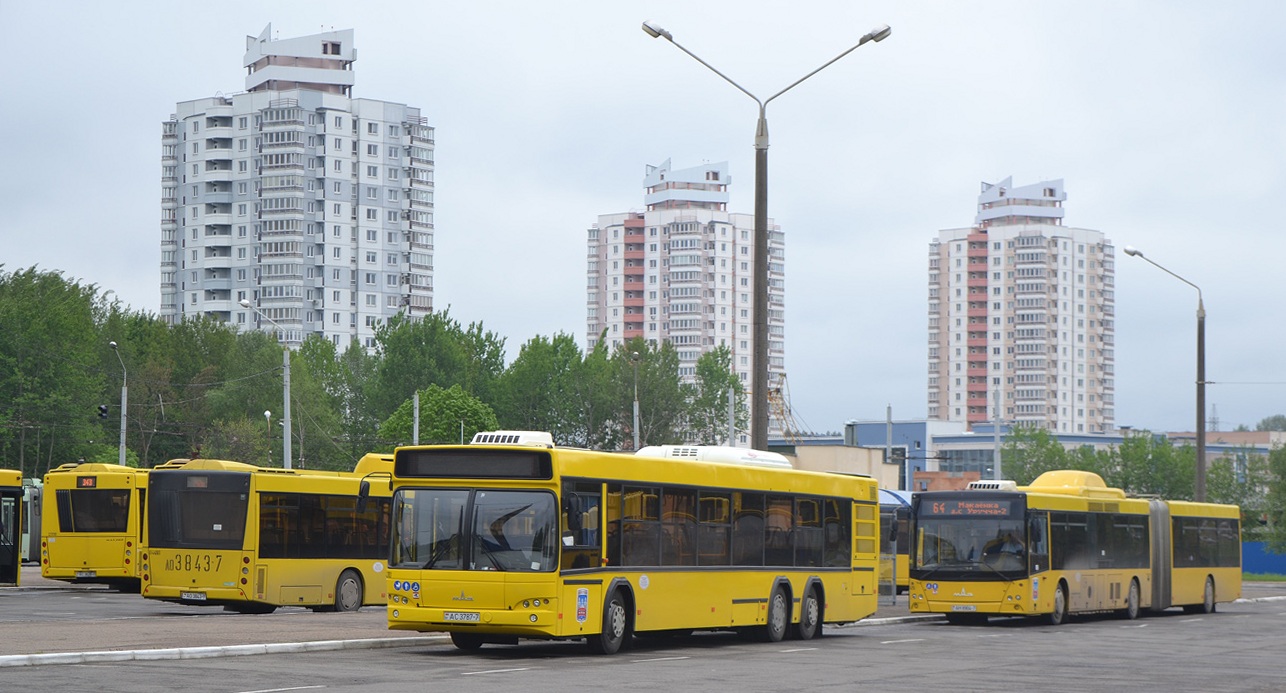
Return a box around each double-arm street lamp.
[240,299,292,470]
[643,20,891,450]
[109,341,127,466]
[1123,246,1206,501]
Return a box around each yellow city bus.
[384,431,882,654]
[140,454,393,613]
[1,469,21,586]
[40,462,148,589]
[908,470,1242,625]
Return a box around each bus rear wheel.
[759,586,789,642]
[334,569,363,612]
[792,585,821,640]
[1184,577,1216,614]
[1120,579,1140,620]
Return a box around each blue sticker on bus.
[394,580,403,591]
[576,588,588,624]
[411,582,421,592]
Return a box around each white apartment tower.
[927,177,1116,434]
[587,159,785,415]
[160,24,435,348]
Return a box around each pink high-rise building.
[928,177,1115,433]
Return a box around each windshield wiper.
[423,536,457,569]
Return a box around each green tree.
[564,336,620,450]
[1256,415,1286,432]
[688,345,746,445]
[1265,445,1286,554]
[201,416,272,466]
[0,267,107,476]
[493,333,585,444]
[378,384,499,448]
[1115,431,1193,499]
[618,339,689,449]
[1000,425,1070,485]
[370,310,505,421]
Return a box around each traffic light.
[98,404,109,419]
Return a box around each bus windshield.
[393,488,557,572]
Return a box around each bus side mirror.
[357,480,370,514]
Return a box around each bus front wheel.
[1044,582,1068,626]
[587,590,629,655]
[334,569,363,612]
[450,631,485,651]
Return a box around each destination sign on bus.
[77,476,97,488]
[922,498,1016,517]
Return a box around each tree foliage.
[378,384,498,448]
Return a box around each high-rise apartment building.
[160,24,435,348]
[587,159,785,428]
[927,177,1115,434]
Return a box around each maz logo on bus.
[165,554,223,572]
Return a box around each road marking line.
[239,686,325,693]
[881,639,925,644]
[632,656,691,662]
[779,648,817,653]
[461,668,531,676]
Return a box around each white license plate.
[443,611,480,622]
[180,591,207,601]
[75,571,97,578]
[952,605,977,612]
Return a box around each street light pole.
[631,351,641,451]
[109,341,127,466]
[241,299,292,470]
[642,21,890,450]
[1123,246,1206,501]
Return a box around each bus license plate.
[75,571,97,578]
[181,592,207,601]
[443,611,480,622]
[952,605,977,612]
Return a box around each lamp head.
[632,351,640,362]
[109,341,118,350]
[264,410,272,419]
[1123,246,1142,257]
[239,299,253,308]
[865,24,892,42]
[641,21,671,40]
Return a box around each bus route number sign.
[925,499,1013,517]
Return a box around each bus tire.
[759,585,789,642]
[587,589,629,655]
[1121,578,1140,620]
[1183,576,1217,614]
[1044,581,1068,626]
[450,631,485,651]
[334,569,363,612]
[792,584,821,640]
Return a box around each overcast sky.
[3,1,1284,436]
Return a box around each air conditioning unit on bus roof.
[469,431,554,447]
[636,445,792,469]
[967,480,1018,491]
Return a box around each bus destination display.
[922,498,1015,517]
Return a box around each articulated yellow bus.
[1,469,21,586]
[40,463,148,589]
[908,470,1242,624]
[141,454,393,613]
[385,432,882,654]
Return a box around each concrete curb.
[0,636,443,668]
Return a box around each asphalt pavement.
[4,566,1282,668]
